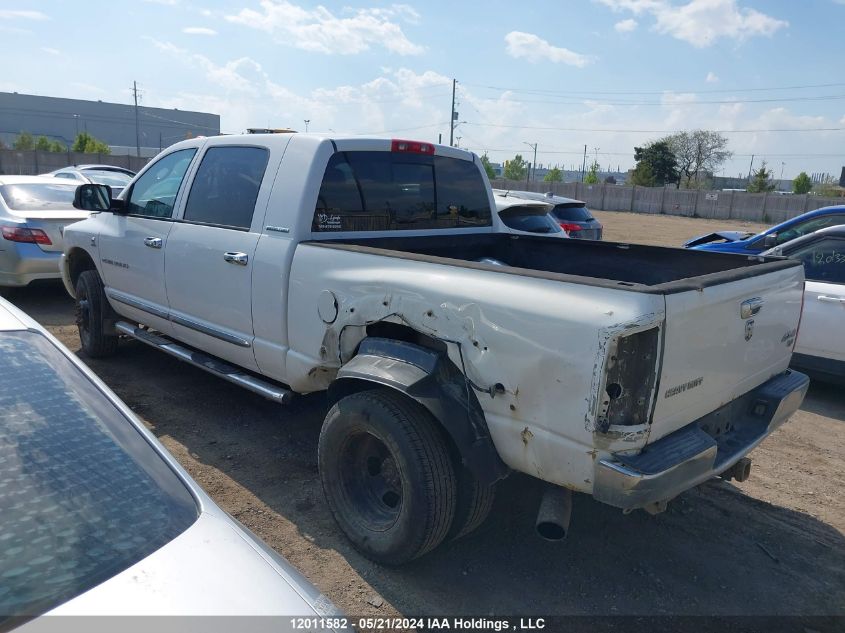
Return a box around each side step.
[115,321,294,404]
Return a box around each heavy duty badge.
[745,319,755,341]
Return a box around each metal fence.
[0,149,150,176]
[491,179,843,223]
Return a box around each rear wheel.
[318,389,456,565]
[76,270,118,358]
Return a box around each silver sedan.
[0,298,342,625]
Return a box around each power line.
[462,122,845,134]
[464,93,845,107]
[459,80,845,97]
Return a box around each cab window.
[786,237,845,284]
[183,146,269,230]
[776,214,845,246]
[125,148,197,218]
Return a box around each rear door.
[649,264,805,441]
[98,148,198,335]
[787,235,845,363]
[164,143,276,371]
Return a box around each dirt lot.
[7,211,844,620]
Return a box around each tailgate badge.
[740,297,764,319]
[745,319,755,341]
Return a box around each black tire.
[75,270,118,358]
[318,389,456,565]
[448,464,496,541]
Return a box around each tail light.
[1,226,52,245]
[391,139,435,155]
[597,327,661,432]
[559,223,582,232]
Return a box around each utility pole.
[524,142,538,182]
[304,119,310,132]
[746,154,754,181]
[449,78,456,147]
[581,144,587,182]
[132,80,141,157]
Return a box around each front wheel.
[75,270,118,358]
[318,389,456,565]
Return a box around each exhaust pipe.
[725,457,752,483]
[535,485,572,541]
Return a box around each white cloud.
[504,31,592,67]
[41,47,60,55]
[142,0,179,5]
[706,71,719,83]
[182,26,217,35]
[0,9,49,20]
[596,0,787,47]
[614,18,638,32]
[225,1,423,55]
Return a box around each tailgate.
[649,263,804,442]
[16,211,89,253]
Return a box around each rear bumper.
[593,370,809,511]
[0,242,62,287]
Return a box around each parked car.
[0,297,340,624]
[763,225,845,383]
[63,134,808,565]
[0,175,90,288]
[494,190,603,239]
[684,205,845,253]
[493,193,567,238]
[45,165,135,197]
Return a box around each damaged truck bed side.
[61,133,809,565]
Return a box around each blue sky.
[1,0,843,178]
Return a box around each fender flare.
[328,337,509,486]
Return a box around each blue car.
[684,205,845,253]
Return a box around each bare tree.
[665,130,731,189]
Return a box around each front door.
[98,147,198,334]
[164,144,272,371]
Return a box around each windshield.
[0,331,198,621]
[499,207,562,233]
[552,204,594,222]
[80,170,133,187]
[0,183,78,212]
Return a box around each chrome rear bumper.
[593,370,809,511]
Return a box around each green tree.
[543,167,563,182]
[584,160,600,184]
[49,140,67,153]
[793,172,812,195]
[629,161,656,186]
[812,174,841,197]
[633,140,678,186]
[35,135,52,151]
[13,131,35,150]
[747,161,776,193]
[665,130,731,188]
[479,153,497,181]
[503,154,527,180]
[72,132,111,154]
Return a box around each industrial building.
[0,91,220,157]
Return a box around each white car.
[764,225,845,383]
[0,297,341,624]
[492,193,568,239]
[0,176,90,288]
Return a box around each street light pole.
[524,142,538,183]
[304,119,310,132]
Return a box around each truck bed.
[307,233,801,294]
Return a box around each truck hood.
[40,512,335,617]
[684,230,756,249]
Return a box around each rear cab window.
[313,151,491,232]
[0,330,198,622]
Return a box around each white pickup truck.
[62,134,809,565]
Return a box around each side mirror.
[74,183,116,212]
[762,233,778,249]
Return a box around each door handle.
[223,252,248,266]
[817,295,845,304]
[143,237,163,249]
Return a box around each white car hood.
[35,512,332,617]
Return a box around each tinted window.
[552,204,593,222]
[313,151,491,232]
[126,148,196,218]
[0,331,197,621]
[786,237,845,284]
[184,146,269,230]
[0,183,77,211]
[776,214,845,246]
[499,208,562,234]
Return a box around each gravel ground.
[6,210,843,621]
